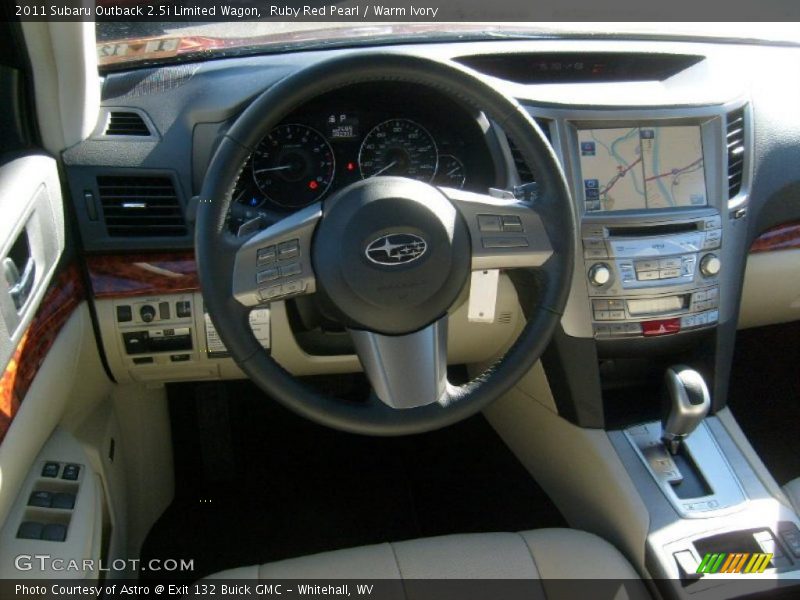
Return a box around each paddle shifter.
[661,366,711,455]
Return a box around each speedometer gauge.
[358,119,438,182]
[251,124,335,209]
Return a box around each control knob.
[699,254,721,278]
[588,263,612,287]
[139,304,157,323]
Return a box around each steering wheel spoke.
[349,316,450,410]
[232,202,321,307]
[443,187,553,271]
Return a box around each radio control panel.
[581,212,723,339]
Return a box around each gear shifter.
[661,366,711,455]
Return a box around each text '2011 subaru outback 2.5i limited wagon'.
[1,13,800,600]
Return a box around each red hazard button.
[641,318,681,337]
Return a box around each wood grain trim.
[86,251,199,299]
[750,222,800,254]
[0,264,84,443]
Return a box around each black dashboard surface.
[224,82,497,232]
[61,40,800,252]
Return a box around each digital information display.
[326,112,359,140]
[578,126,707,212]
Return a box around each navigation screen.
[578,126,707,212]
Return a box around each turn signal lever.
[661,366,710,455]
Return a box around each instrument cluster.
[228,97,494,229]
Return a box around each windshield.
[96,22,800,70]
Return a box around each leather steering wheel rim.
[196,52,575,436]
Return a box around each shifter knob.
[661,366,710,454]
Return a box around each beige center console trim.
[95,275,523,383]
[484,379,650,573]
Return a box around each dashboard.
[59,38,800,397]
[222,83,497,232]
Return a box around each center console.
[574,122,723,340]
[503,99,800,598]
[583,212,721,339]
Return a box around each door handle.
[3,256,36,310]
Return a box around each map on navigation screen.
[578,126,706,212]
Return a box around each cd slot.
[608,223,698,237]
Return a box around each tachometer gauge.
[358,119,438,182]
[251,124,335,209]
[433,154,466,189]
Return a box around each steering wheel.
[196,52,575,436]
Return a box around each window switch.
[62,464,80,481]
[28,490,52,508]
[42,524,67,542]
[52,493,76,510]
[42,462,60,478]
[17,522,44,540]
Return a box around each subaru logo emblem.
[365,233,428,266]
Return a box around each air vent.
[103,111,151,136]
[506,120,551,184]
[726,108,746,198]
[97,176,187,237]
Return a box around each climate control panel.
[581,211,723,339]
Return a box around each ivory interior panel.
[739,248,800,329]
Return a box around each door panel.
[0,154,66,438]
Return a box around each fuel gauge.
[434,154,466,189]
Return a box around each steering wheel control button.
[482,237,529,248]
[259,285,284,301]
[641,318,681,337]
[477,214,502,232]
[501,215,524,232]
[42,462,60,478]
[280,262,302,277]
[588,263,612,287]
[278,239,300,260]
[282,280,306,295]
[29,491,53,508]
[62,464,80,481]
[257,268,280,283]
[257,246,277,266]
